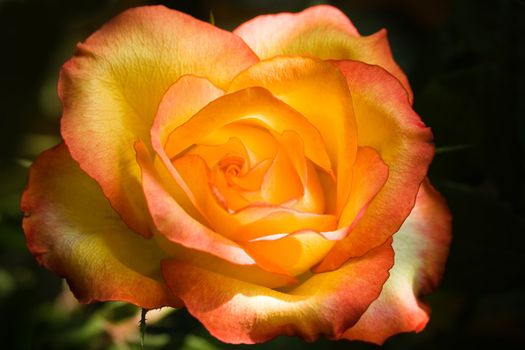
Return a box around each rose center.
[219,155,245,184]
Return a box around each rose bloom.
[22,5,451,345]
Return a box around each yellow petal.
[228,56,354,213]
[234,5,412,101]
[21,144,178,308]
[61,6,256,236]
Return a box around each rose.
[21,5,451,344]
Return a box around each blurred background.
[1,0,524,349]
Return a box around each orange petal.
[136,141,257,267]
[21,144,179,309]
[260,145,303,205]
[150,75,224,223]
[152,75,224,151]
[228,56,354,213]
[171,153,336,243]
[201,124,278,166]
[210,166,252,212]
[187,137,248,169]
[234,206,337,243]
[170,153,237,232]
[231,158,272,192]
[154,233,297,289]
[164,86,332,176]
[316,61,434,272]
[274,130,325,213]
[234,5,412,102]
[60,6,256,236]
[241,231,336,276]
[343,179,451,344]
[338,147,389,228]
[162,239,394,344]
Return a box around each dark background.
[1,0,524,349]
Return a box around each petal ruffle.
[21,144,179,309]
[316,61,434,272]
[60,6,258,236]
[343,179,451,344]
[162,239,394,344]
[234,5,412,101]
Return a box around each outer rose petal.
[316,61,434,271]
[154,233,297,289]
[234,5,413,102]
[162,239,394,344]
[21,144,179,309]
[343,179,452,344]
[60,6,258,237]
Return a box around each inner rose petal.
[260,146,303,205]
[163,87,333,175]
[228,57,356,215]
[186,137,250,170]
[201,124,278,166]
[241,231,337,276]
[172,153,336,243]
[273,130,326,214]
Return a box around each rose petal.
[151,75,225,224]
[275,130,325,214]
[162,239,394,344]
[234,207,337,242]
[316,61,434,271]
[234,5,412,102]
[230,158,273,192]
[202,124,278,167]
[21,144,179,308]
[136,141,258,267]
[60,6,257,237]
[187,137,248,170]
[164,86,332,176]
[338,147,389,228]
[241,231,336,276]
[154,234,297,289]
[228,56,355,214]
[343,179,451,344]
[260,145,303,205]
[171,153,336,243]
[152,75,225,151]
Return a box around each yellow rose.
[22,5,451,344]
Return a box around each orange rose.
[21,5,451,344]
